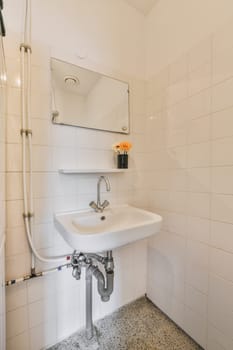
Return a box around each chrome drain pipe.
[71,250,114,339]
[86,267,94,340]
[88,263,114,302]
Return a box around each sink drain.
[100,216,106,221]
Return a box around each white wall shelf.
[59,168,128,174]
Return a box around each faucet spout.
[97,176,110,208]
[89,176,111,212]
[100,176,111,192]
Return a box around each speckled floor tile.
[48,297,203,350]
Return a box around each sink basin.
[54,204,162,253]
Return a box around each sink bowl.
[54,204,162,253]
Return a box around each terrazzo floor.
[48,297,203,350]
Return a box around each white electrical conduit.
[0,235,5,257]
[26,46,35,270]
[20,0,71,265]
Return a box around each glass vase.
[117,154,128,169]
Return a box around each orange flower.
[112,143,121,153]
[119,141,132,152]
[112,141,132,154]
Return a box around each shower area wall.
[146,2,233,348]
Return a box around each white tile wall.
[0,31,7,350]
[5,1,233,350]
[4,1,149,349]
[0,240,6,350]
[147,17,233,349]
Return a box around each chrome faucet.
[89,176,111,212]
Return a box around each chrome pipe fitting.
[72,266,81,280]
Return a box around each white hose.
[24,217,69,263]
[21,0,71,265]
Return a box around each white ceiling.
[123,0,158,15]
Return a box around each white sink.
[54,204,162,253]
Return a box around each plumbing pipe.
[24,216,72,263]
[20,0,72,266]
[26,47,35,271]
[0,235,5,256]
[88,265,114,302]
[83,252,115,339]
[85,267,94,339]
[105,250,114,272]
[5,263,72,286]
[86,253,106,264]
[20,47,27,215]
[20,49,71,263]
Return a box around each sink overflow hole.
[100,216,106,221]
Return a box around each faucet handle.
[101,200,110,210]
[89,201,98,211]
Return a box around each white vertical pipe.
[20,47,28,216]
[21,45,69,263]
[24,0,35,270]
[26,49,35,270]
[20,0,70,265]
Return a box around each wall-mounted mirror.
[51,58,130,134]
